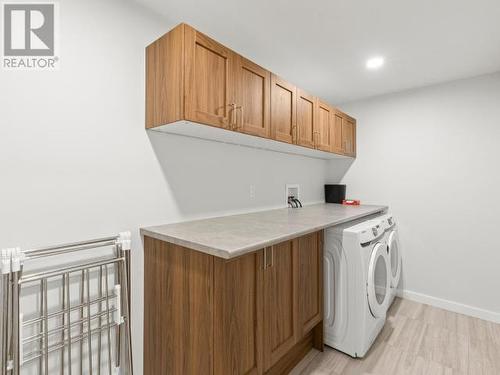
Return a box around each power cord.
[288,196,302,208]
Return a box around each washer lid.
[367,243,391,319]
[387,230,402,288]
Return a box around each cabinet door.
[296,89,316,148]
[184,25,236,129]
[342,116,356,157]
[263,241,299,371]
[332,112,344,154]
[346,117,357,157]
[315,101,333,152]
[271,75,296,144]
[144,237,214,375]
[214,251,264,375]
[234,56,270,138]
[298,232,323,335]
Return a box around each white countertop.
[140,203,387,259]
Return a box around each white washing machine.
[378,213,402,306]
[323,216,392,358]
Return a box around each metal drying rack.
[1,232,133,375]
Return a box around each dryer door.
[367,243,391,318]
[387,230,402,288]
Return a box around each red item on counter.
[342,199,361,206]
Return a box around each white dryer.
[378,213,402,306]
[324,216,391,358]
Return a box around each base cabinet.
[143,236,214,375]
[298,232,323,334]
[144,231,324,375]
[214,251,264,375]
[263,240,299,371]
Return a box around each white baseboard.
[395,289,500,324]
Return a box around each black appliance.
[324,184,346,204]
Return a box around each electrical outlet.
[249,184,256,199]
[286,184,300,205]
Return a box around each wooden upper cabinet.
[315,100,333,152]
[145,24,185,128]
[332,112,344,154]
[145,23,357,157]
[263,240,299,371]
[184,25,236,129]
[336,110,356,157]
[332,111,356,156]
[297,231,323,336]
[271,74,296,144]
[344,116,357,157]
[233,56,271,137]
[214,251,264,375]
[296,89,316,148]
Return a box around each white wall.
[0,1,330,373]
[5,0,498,370]
[331,72,500,321]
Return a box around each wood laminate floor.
[291,298,500,375]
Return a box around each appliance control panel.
[357,221,384,244]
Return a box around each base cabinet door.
[144,237,215,375]
[214,251,264,375]
[184,25,236,129]
[298,232,323,335]
[263,240,299,371]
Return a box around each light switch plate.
[249,184,256,199]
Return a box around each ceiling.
[136,0,500,104]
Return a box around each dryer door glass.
[388,231,401,287]
[367,243,391,318]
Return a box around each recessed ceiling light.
[366,56,385,70]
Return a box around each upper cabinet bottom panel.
[150,120,349,160]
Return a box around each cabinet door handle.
[233,105,243,130]
[313,131,320,149]
[292,125,297,143]
[263,246,274,269]
[239,105,244,130]
[229,103,236,129]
